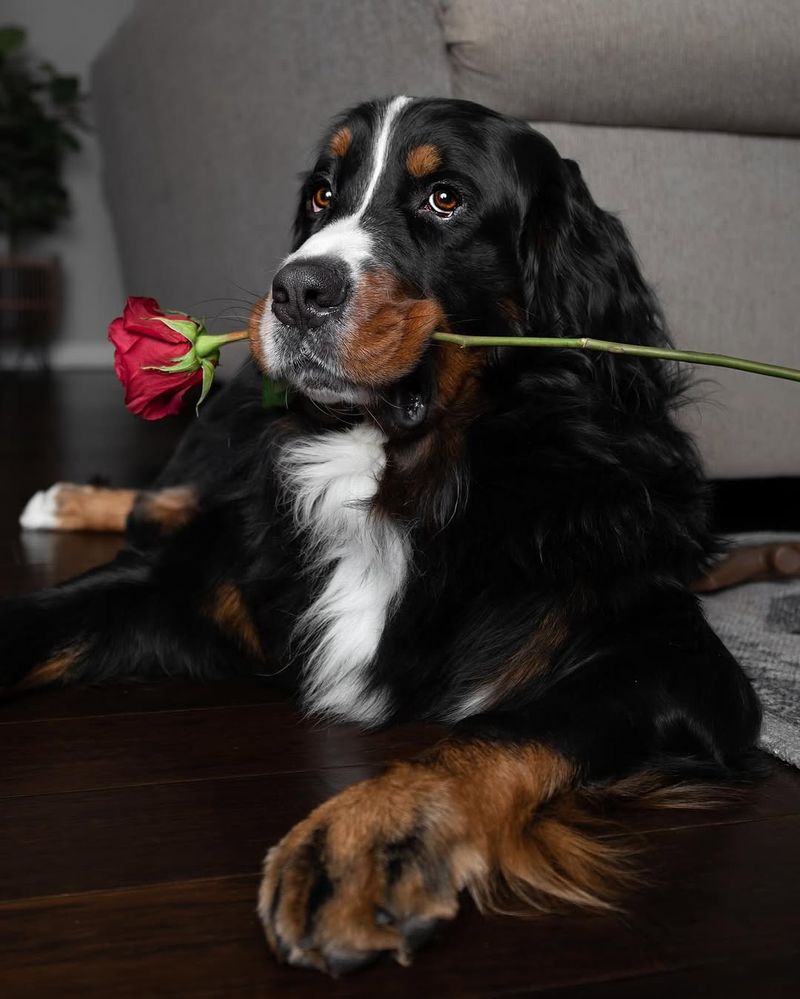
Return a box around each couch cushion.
[442,0,800,135]
[533,122,800,479]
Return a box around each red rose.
[108,297,213,420]
[108,296,288,420]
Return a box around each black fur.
[1,98,760,792]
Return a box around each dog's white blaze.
[282,216,372,266]
[353,95,412,219]
[280,422,409,724]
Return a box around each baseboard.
[0,342,112,370]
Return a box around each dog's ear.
[518,151,666,349]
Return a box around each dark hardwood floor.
[1,372,798,997]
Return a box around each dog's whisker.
[375,392,404,412]
[230,280,266,302]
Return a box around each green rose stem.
[430,332,800,383]
[194,330,251,355]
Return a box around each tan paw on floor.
[19,483,137,532]
[258,763,482,976]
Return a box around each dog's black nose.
[271,260,349,329]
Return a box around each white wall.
[0,0,134,367]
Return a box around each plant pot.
[0,256,62,363]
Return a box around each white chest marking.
[279,423,409,724]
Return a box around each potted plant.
[0,25,87,365]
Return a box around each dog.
[3,97,761,975]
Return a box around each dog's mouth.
[286,337,435,433]
[373,352,435,433]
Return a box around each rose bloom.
[108,297,207,419]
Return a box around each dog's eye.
[311,186,333,213]
[426,186,461,217]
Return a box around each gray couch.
[92,0,800,478]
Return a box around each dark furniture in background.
[0,256,61,370]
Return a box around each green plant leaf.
[49,74,79,105]
[0,26,25,55]
[0,27,88,245]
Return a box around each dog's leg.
[0,566,263,693]
[1,500,271,692]
[19,483,199,538]
[258,593,762,976]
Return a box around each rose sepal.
[198,356,219,411]
[143,348,205,375]
[155,315,202,342]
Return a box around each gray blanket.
[701,533,800,768]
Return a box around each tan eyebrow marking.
[329,126,352,158]
[406,143,442,178]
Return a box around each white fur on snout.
[279,422,409,725]
[282,216,372,271]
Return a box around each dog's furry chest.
[278,422,409,724]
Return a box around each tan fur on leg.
[134,486,198,533]
[14,645,84,691]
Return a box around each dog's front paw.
[258,763,487,976]
[19,483,137,532]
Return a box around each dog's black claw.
[325,949,383,977]
[401,916,441,953]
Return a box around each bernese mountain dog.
[3,97,761,975]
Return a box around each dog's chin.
[271,352,371,407]
[291,366,372,406]
[301,382,370,406]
